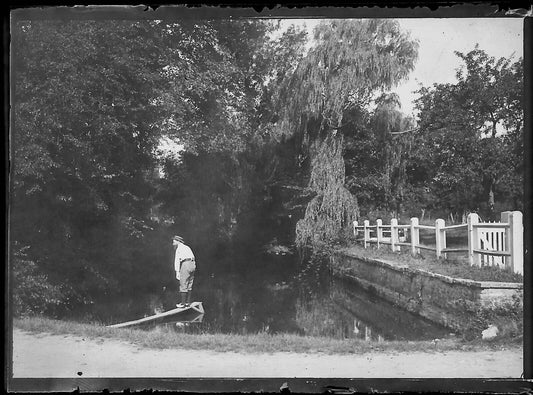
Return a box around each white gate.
[479,222,505,267]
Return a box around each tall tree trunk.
[295,133,359,247]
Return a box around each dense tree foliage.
[11,20,172,314]
[409,47,523,220]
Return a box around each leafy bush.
[12,247,69,317]
[462,293,523,341]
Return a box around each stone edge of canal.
[330,250,523,336]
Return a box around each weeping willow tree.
[277,19,418,247]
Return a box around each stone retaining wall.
[331,250,523,332]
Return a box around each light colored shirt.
[174,243,195,274]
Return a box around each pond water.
[101,250,454,342]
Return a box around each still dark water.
[99,251,453,342]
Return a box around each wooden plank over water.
[107,302,204,329]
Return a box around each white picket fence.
[353,211,523,275]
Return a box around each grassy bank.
[341,245,523,283]
[13,316,520,354]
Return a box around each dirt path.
[12,329,523,378]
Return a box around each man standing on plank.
[172,235,196,308]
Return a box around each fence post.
[410,217,419,256]
[390,218,399,252]
[376,219,383,249]
[435,219,446,259]
[353,220,358,238]
[467,213,481,267]
[501,211,511,269]
[363,220,370,249]
[507,211,523,275]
